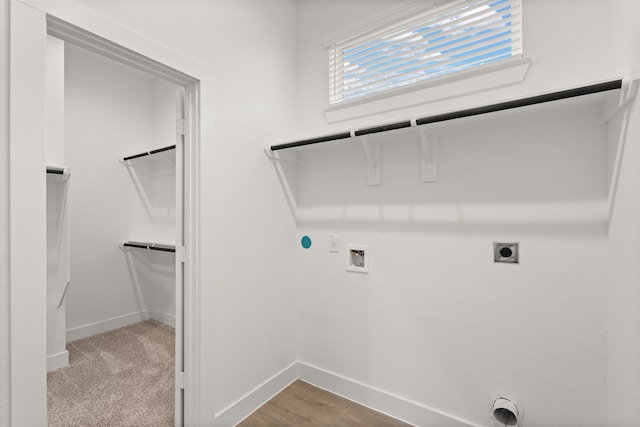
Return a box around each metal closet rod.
[122,241,176,253]
[46,166,65,174]
[123,145,176,161]
[270,79,623,151]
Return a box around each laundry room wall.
[291,0,623,425]
[194,2,299,419]
[0,0,9,425]
[606,82,640,426]
[606,0,640,423]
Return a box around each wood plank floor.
[238,380,413,427]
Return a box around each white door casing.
[9,3,202,425]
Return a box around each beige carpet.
[47,320,175,427]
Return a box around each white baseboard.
[213,362,298,427]
[47,350,69,372]
[211,361,481,427]
[66,309,151,342]
[298,362,482,427]
[150,308,175,328]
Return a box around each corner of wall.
[212,363,298,426]
[605,89,640,425]
[297,362,482,427]
[0,1,10,425]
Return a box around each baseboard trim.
[66,310,151,342]
[212,361,481,427]
[213,362,298,427]
[47,350,69,372]
[298,362,482,427]
[150,308,175,328]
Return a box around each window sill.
[324,56,532,124]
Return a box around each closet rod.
[122,241,176,253]
[46,166,65,174]
[122,145,176,161]
[270,79,623,151]
[416,80,623,125]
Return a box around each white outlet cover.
[346,244,369,273]
[329,234,340,253]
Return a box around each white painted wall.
[46,173,71,367]
[8,2,48,426]
[295,108,610,426]
[0,0,9,424]
[606,2,640,424]
[194,3,299,420]
[606,95,640,427]
[64,43,176,338]
[46,35,69,371]
[293,0,623,425]
[46,36,65,167]
[609,0,640,74]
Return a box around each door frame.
[8,4,202,425]
[46,16,202,426]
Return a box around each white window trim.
[324,0,527,124]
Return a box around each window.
[328,0,522,105]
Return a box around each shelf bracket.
[604,68,640,123]
[62,167,71,181]
[264,141,278,160]
[419,128,438,183]
[263,141,299,164]
[360,136,381,186]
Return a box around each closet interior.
[45,34,182,421]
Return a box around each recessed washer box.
[494,242,519,263]
[347,245,369,273]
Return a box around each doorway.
[43,16,200,426]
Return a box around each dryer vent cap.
[492,397,519,426]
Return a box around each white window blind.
[328,0,522,104]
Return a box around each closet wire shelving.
[268,80,624,152]
[265,78,634,186]
[122,144,176,161]
[121,241,176,253]
[120,144,177,253]
[46,166,67,175]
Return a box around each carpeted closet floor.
[47,320,174,427]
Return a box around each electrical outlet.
[494,242,519,264]
[329,235,340,253]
